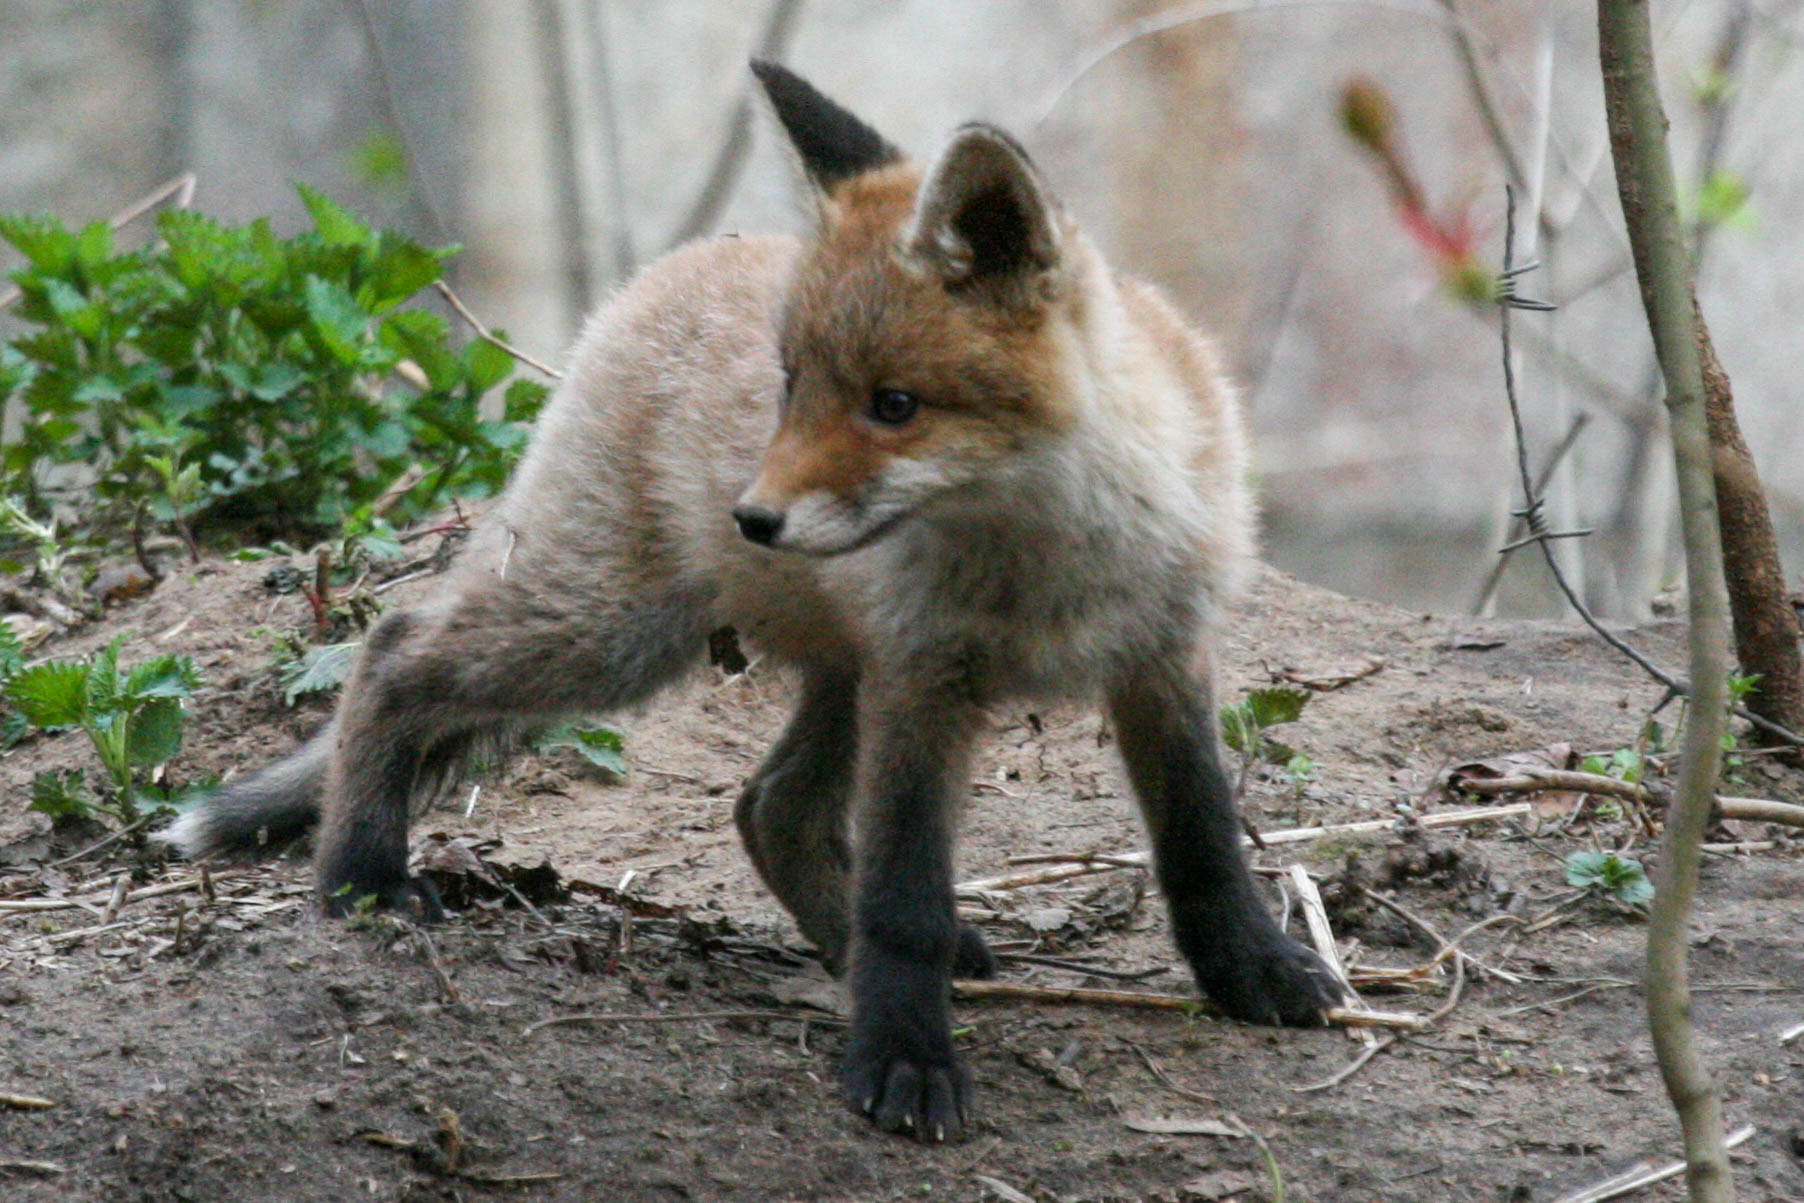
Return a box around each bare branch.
[1599,2,1738,1197]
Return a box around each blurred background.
[2,0,1798,620]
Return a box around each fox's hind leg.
[736,667,996,979]
[315,565,712,917]
[1108,659,1345,1025]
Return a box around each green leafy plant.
[0,620,27,748]
[529,719,627,780]
[1282,753,1316,793]
[1580,746,1647,784]
[0,186,549,544]
[5,635,201,824]
[1221,686,1311,765]
[1565,850,1655,906]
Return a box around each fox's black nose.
[733,505,785,546]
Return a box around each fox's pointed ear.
[905,124,1062,302]
[752,60,901,193]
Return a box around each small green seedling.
[5,634,201,824]
[1579,746,1646,785]
[1220,686,1310,763]
[1565,850,1654,906]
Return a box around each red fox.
[164,62,1341,1141]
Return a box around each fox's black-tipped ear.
[751,60,901,193]
[905,123,1062,304]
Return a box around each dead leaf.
[1180,1169,1258,1200]
[1017,1047,1084,1093]
[1270,655,1386,691]
[766,972,848,1017]
[1443,743,1573,793]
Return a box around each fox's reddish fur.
[164,63,1339,1144]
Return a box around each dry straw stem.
[955,803,1531,895]
[1600,0,1737,1197]
[0,1092,56,1110]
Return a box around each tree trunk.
[1694,302,1804,753]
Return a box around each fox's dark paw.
[1191,927,1345,1027]
[841,1020,970,1142]
[319,874,446,924]
[953,923,997,981]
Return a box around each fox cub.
[165,62,1342,1141]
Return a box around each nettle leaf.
[1219,703,1256,756]
[298,183,374,249]
[464,337,514,394]
[7,660,92,729]
[503,377,551,423]
[29,768,94,819]
[304,274,370,364]
[83,636,126,718]
[124,654,200,701]
[0,214,75,274]
[1565,851,1654,905]
[279,641,361,706]
[127,697,185,766]
[1245,686,1310,729]
[530,720,627,778]
[0,620,24,681]
[365,235,447,311]
[73,220,114,275]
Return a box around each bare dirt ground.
[1,552,1801,1203]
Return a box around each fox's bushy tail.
[158,723,334,858]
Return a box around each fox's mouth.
[733,497,913,557]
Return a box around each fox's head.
[734,62,1088,556]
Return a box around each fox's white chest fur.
[851,421,1231,699]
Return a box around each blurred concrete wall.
[2,0,1800,621]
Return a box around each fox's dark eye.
[870,388,919,426]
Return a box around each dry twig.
[1551,1123,1755,1203]
[524,1009,845,1039]
[949,979,1423,1032]
[433,280,564,380]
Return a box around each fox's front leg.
[1109,663,1345,1024]
[840,675,979,1142]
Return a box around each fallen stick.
[1287,865,1375,1047]
[956,804,1533,895]
[949,979,1426,1031]
[0,871,251,918]
[1454,768,1804,828]
[1550,1123,1755,1203]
